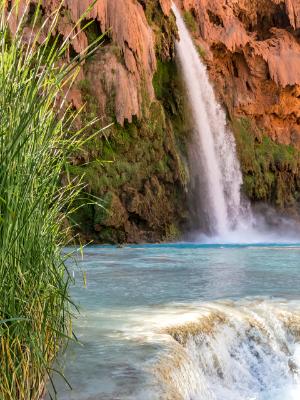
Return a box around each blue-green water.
[51,244,300,400]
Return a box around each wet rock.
[100,193,128,229]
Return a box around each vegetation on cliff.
[69,96,188,243]
[7,0,298,249]
[68,0,190,243]
[233,118,300,210]
[0,4,99,399]
[180,0,300,217]
[72,0,300,239]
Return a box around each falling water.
[156,299,300,400]
[172,5,250,237]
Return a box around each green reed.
[0,2,103,399]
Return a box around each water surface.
[51,244,300,399]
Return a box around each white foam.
[152,299,300,400]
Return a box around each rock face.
[177,0,300,143]
[177,0,300,211]
[65,0,188,243]
[9,0,157,124]
[8,0,300,241]
[9,0,188,243]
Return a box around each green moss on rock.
[163,223,181,241]
[196,45,206,59]
[139,0,177,61]
[183,11,197,32]
[68,94,188,243]
[232,117,300,208]
[67,3,190,243]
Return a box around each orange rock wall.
[12,0,300,146]
[9,0,161,124]
[7,0,300,239]
[177,0,300,147]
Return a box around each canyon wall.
[177,0,300,215]
[9,0,300,242]
[64,0,189,243]
[9,0,190,243]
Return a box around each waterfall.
[172,5,250,238]
[156,299,300,400]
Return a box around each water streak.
[172,5,251,237]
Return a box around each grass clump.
[163,223,181,241]
[183,11,197,32]
[196,44,206,59]
[0,2,104,399]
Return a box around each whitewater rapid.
[66,298,300,400]
[127,299,300,400]
[50,245,300,400]
[94,297,300,399]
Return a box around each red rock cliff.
[7,0,189,244]
[8,0,300,239]
[9,0,162,124]
[177,0,300,147]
